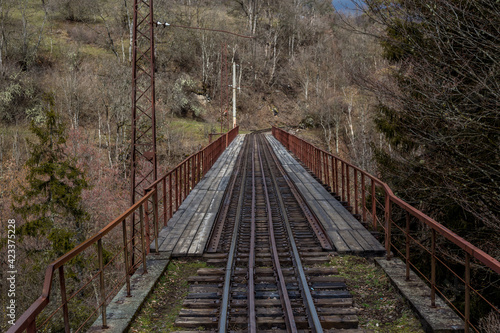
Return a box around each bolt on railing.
[272,126,500,332]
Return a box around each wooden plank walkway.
[155,133,384,257]
[154,135,245,256]
[265,134,386,256]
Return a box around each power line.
[155,22,255,39]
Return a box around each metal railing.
[8,127,239,333]
[272,126,500,332]
[146,126,239,231]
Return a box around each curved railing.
[8,126,239,333]
[272,126,500,332]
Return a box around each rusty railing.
[145,126,239,231]
[272,126,500,332]
[8,126,239,333]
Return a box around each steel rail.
[263,134,333,251]
[259,135,324,333]
[206,134,244,252]
[256,139,298,333]
[218,138,250,333]
[248,136,257,333]
[273,126,500,332]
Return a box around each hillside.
[1,0,498,331]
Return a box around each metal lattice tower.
[130,0,157,268]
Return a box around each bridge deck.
[155,133,384,257]
[154,134,246,256]
[266,134,385,256]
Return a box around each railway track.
[174,133,360,332]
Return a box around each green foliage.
[370,0,500,242]
[170,74,206,118]
[381,20,422,63]
[12,96,90,255]
[48,0,102,22]
[0,73,41,123]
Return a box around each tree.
[12,96,89,255]
[362,0,500,253]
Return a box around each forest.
[0,0,498,331]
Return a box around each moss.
[328,255,424,333]
[129,260,208,332]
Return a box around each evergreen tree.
[13,96,89,255]
[365,0,499,251]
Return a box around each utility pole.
[232,62,237,128]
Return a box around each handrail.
[7,190,156,333]
[8,126,239,333]
[272,127,500,274]
[272,126,500,332]
[145,126,239,228]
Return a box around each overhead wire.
[155,22,255,39]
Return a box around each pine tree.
[13,96,89,255]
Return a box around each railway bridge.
[8,127,500,333]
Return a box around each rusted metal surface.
[257,140,298,333]
[248,137,256,333]
[8,128,239,333]
[130,0,157,269]
[260,135,323,332]
[263,137,333,251]
[181,133,356,331]
[272,126,500,332]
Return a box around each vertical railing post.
[185,161,189,198]
[169,174,173,220]
[153,190,159,254]
[405,212,410,281]
[182,163,186,201]
[341,163,345,202]
[306,146,314,171]
[194,154,197,184]
[122,220,131,296]
[162,177,167,226]
[371,180,376,229]
[385,196,392,260]
[139,204,148,274]
[346,166,351,207]
[59,266,70,333]
[334,158,338,195]
[97,239,108,328]
[143,190,151,251]
[198,152,201,182]
[431,228,436,307]
[315,149,318,175]
[319,151,323,182]
[175,168,179,210]
[185,160,189,197]
[326,155,330,190]
[191,156,195,190]
[465,252,470,333]
[317,149,320,176]
[361,173,366,222]
[354,169,359,215]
